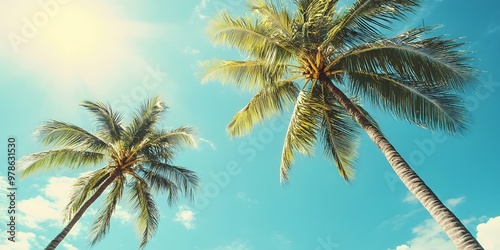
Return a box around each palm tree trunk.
[45,174,117,250]
[320,77,484,250]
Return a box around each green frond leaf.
[64,168,112,222]
[249,0,293,36]
[280,88,324,182]
[207,10,295,66]
[145,162,199,203]
[19,149,105,179]
[81,100,124,143]
[124,96,166,150]
[35,120,108,152]
[324,0,420,48]
[228,80,299,137]
[127,176,159,249]
[200,59,290,91]
[89,176,124,246]
[153,126,198,149]
[317,84,359,181]
[333,28,475,92]
[347,71,469,134]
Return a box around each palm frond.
[64,168,112,222]
[228,80,299,137]
[281,88,324,182]
[124,97,166,150]
[317,84,359,181]
[88,176,124,246]
[19,149,105,179]
[139,127,197,164]
[145,161,199,202]
[346,71,469,134]
[127,175,159,249]
[200,59,290,91]
[35,120,108,152]
[324,0,420,48]
[249,0,293,37]
[81,101,124,143]
[207,11,295,66]
[150,126,198,149]
[331,27,475,92]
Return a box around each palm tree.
[20,97,199,249]
[201,0,482,249]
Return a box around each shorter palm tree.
[20,97,199,249]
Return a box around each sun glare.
[39,6,109,64]
[2,2,153,91]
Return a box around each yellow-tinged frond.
[249,0,293,36]
[317,84,359,181]
[228,81,299,137]
[207,10,295,66]
[200,59,289,91]
[64,168,112,222]
[280,88,324,182]
[19,149,105,179]
[127,175,159,249]
[89,176,124,246]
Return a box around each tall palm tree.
[20,97,199,249]
[201,0,482,249]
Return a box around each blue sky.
[1,0,500,249]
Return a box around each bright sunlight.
[1,1,156,91]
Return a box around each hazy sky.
[1,0,499,249]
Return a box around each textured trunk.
[45,174,117,250]
[321,77,484,250]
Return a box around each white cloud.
[390,219,455,250]
[113,205,133,223]
[1,231,41,250]
[381,209,423,230]
[403,192,418,204]
[42,176,75,208]
[18,176,75,229]
[62,242,79,250]
[391,215,500,250]
[236,192,258,207]
[476,216,500,249]
[486,23,500,36]
[199,137,217,150]
[274,232,292,249]
[174,206,196,229]
[19,195,62,229]
[445,196,465,209]
[212,239,249,250]
[184,46,201,55]
[193,0,209,20]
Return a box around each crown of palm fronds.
[20,97,199,249]
[202,0,476,182]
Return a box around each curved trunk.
[45,174,117,250]
[320,77,484,250]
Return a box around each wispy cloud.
[390,219,455,250]
[193,0,209,20]
[236,192,258,207]
[273,232,292,249]
[486,23,500,36]
[199,137,217,150]
[184,46,201,55]
[174,206,196,229]
[445,196,465,209]
[402,192,418,204]
[381,208,423,230]
[212,239,250,250]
